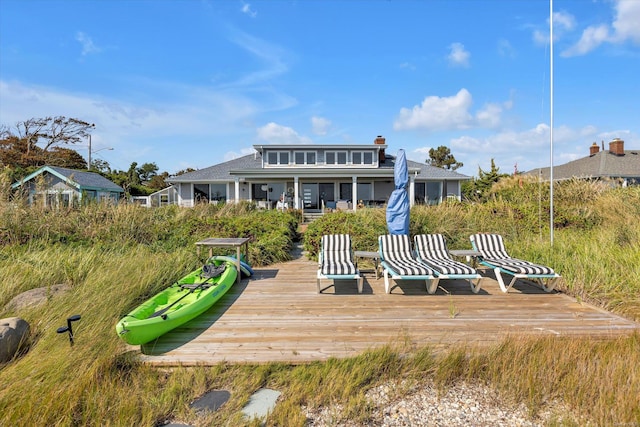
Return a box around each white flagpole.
[549,0,555,246]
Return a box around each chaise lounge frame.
[470,233,560,293]
[317,234,363,294]
[378,234,438,294]
[414,234,483,293]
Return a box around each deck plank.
[136,253,640,365]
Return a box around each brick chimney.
[374,135,386,162]
[589,142,600,156]
[609,138,625,156]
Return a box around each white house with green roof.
[167,137,471,211]
[11,165,125,207]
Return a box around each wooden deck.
[137,249,639,366]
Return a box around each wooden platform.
[137,251,640,366]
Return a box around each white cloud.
[416,122,628,176]
[561,0,640,56]
[447,43,470,67]
[241,2,257,18]
[256,122,312,144]
[533,11,576,45]
[75,31,101,56]
[223,28,289,88]
[223,147,255,162]
[561,24,610,57]
[394,89,473,131]
[0,79,260,172]
[399,61,416,71]
[497,39,516,58]
[553,11,576,32]
[394,89,511,132]
[311,116,331,135]
[475,103,503,129]
[611,0,640,44]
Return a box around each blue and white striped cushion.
[471,233,556,275]
[414,234,476,275]
[379,234,433,276]
[321,234,357,276]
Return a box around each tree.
[425,146,463,170]
[1,116,94,172]
[137,162,158,183]
[47,147,88,169]
[462,158,509,201]
[174,168,196,176]
[92,159,111,175]
[13,117,94,154]
[148,172,169,191]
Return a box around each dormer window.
[267,151,290,165]
[326,151,347,165]
[352,151,374,165]
[294,151,317,165]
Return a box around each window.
[280,152,289,165]
[194,184,209,203]
[267,151,290,165]
[339,183,352,200]
[426,182,441,205]
[326,151,347,165]
[352,151,374,165]
[252,183,268,200]
[356,183,371,201]
[294,151,317,165]
[210,184,226,201]
[267,152,278,165]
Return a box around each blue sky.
[1,0,638,177]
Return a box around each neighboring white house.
[131,186,179,207]
[167,137,471,211]
[11,165,125,207]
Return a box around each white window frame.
[351,151,374,165]
[266,151,290,166]
[326,151,348,165]
[294,151,317,165]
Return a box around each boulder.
[6,284,71,312]
[0,317,30,363]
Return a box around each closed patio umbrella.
[386,149,409,235]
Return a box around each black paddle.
[148,268,222,320]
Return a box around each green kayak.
[116,257,238,345]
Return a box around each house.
[131,186,179,207]
[525,138,639,186]
[167,136,471,211]
[11,165,125,207]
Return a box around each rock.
[6,284,71,312]
[0,317,30,363]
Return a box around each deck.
[137,249,639,366]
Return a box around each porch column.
[409,174,415,208]
[294,176,300,209]
[234,178,240,204]
[352,176,358,212]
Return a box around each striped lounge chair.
[378,234,438,294]
[414,234,483,293]
[470,233,560,293]
[317,234,363,293]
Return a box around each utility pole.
[87,124,96,169]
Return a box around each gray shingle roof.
[525,150,640,181]
[167,153,470,182]
[48,166,125,191]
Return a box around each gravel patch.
[303,380,569,426]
